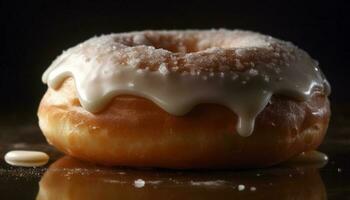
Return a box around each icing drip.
[42,30,330,137]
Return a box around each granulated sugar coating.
[44,29,304,77]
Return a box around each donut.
[36,156,326,200]
[38,30,331,169]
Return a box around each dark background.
[0,0,349,116]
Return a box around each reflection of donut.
[36,156,327,200]
[38,30,331,168]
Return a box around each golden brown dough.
[38,78,330,169]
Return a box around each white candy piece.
[134,179,145,188]
[238,184,245,191]
[287,150,328,163]
[4,150,49,167]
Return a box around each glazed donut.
[38,30,331,169]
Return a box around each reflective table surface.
[0,105,349,199]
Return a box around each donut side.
[38,78,330,169]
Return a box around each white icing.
[42,30,330,137]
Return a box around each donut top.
[42,29,330,137]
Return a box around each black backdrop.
[0,0,349,116]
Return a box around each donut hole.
[118,33,239,53]
[113,31,271,55]
[122,34,201,53]
[146,37,200,53]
